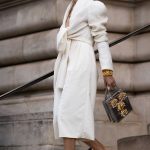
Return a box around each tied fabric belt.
[56,26,70,54]
[56,26,93,89]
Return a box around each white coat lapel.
[56,1,73,52]
[62,0,93,28]
[71,0,92,16]
[62,0,73,27]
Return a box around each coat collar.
[62,0,93,28]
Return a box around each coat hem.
[55,135,95,141]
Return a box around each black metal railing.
[0,24,150,100]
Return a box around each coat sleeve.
[87,1,113,71]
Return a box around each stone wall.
[0,0,150,150]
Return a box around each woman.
[53,0,116,150]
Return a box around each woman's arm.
[87,1,116,88]
[97,41,116,89]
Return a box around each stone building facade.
[0,0,150,150]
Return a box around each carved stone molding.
[0,0,38,10]
[0,0,147,10]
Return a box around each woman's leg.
[80,138,107,150]
[63,137,76,150]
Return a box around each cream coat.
[53,0,113,141]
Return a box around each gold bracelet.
[102,69,113,77]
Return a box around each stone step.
[117,135,150,150]
[0,111,147,150]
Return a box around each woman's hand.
[103,76,116,89]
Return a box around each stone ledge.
[0,112,53,122]
[0,145,63,150]
[117,135,150,150]
[0,90,150,123]
[0,29,58,67]
[1,61,150,94]
[0,0,134,40]
[1,30,150,67]
[0,114,147,148]
[0,0,38,10]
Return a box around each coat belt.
[56,26,93,89]
[56,39,72,89]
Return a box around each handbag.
[102,86,133,122]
